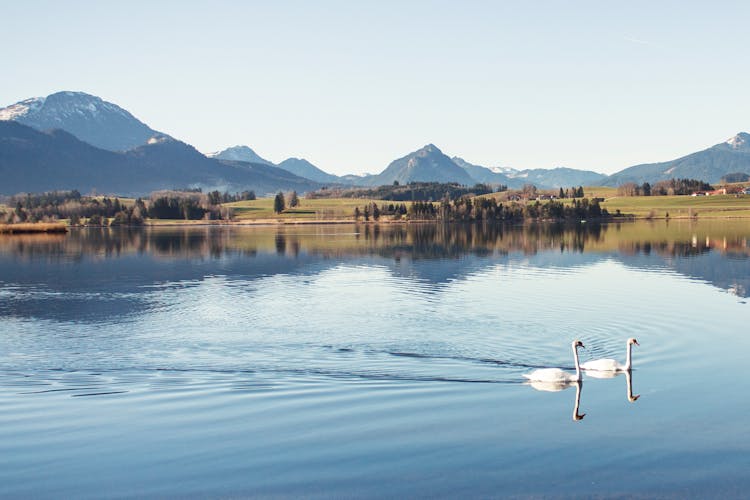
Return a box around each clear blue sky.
[2,0,749,175]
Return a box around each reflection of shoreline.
[1,222,748,296]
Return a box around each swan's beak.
[634,340,640,346]
[574,413,586,421]
[629,394,641,402]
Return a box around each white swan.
[523,340,584,383]
[581,338,639,373]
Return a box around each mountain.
[370,144,476,186]
[209,145,274,166]
[452,157,605,189]
[508,167,607,189]
[0,91,164,152]
[0,121,319,195]
[451,157,522,188]
[603,133,750,186]
[276,157,341,184]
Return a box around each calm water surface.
[1,221,749,498]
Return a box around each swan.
[580,338,639,373]
[523,340,584,383]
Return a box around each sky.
[2,0,750,176]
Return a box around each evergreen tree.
[273,192,286,214]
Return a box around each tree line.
[354,197,612,222]
[307,182,502,202]
[2,189,247,225]
[617,178,713,196]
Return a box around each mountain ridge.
[0,91,165,152]
[0,121,319,196]
[601,132,750,186]
[3,90,749,192]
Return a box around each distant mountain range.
[601,133,750,186]
[209,145,343,184]
[2,90,749,195]
[0,121,318,195]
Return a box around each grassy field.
[164,192,750,222]
[226,197,388,221]
[601,194,750,218]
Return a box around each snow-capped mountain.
[0,91,165,151]
[452,157,605,189]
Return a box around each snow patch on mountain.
[0,96,46,120]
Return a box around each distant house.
[692,189,726,196]
[743,187,750,195]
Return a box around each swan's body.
[581,338,639,373]
[523,340,584,383]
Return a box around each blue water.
[1,222,749,498]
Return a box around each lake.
[1,221,749,498]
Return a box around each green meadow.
[226,197,387,221]
[601,193,750,218]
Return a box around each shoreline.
[2,214,749,233]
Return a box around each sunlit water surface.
[1,221,749,498]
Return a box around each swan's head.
[572,340,585,349]
[574,412,586,421]
[628,338,639,346]
[628,394,641,403]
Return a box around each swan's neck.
[625,342,633,370]
[572,345,581,381]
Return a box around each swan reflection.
[581,369,640,402]
[526,380,585,421]
[625,370,639,403]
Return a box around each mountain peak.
[0,90,162,151]
[726,132,750,150]
[277,157,340,184]
[419,143,442,155]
